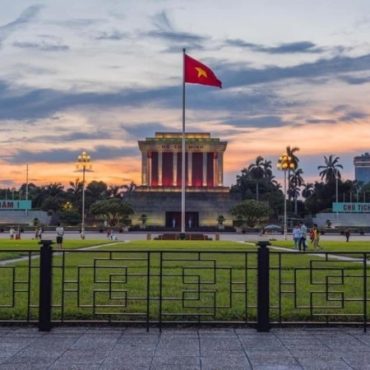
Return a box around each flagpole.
[181,48,186,235]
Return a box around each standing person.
[37,226,43,240]
[9,226,15,240]
[34,227,39,240]
[313,224,321,251]
[344,229,351,242]
[55,223,64,249]
[292,224,301,250]
[309,227,315,243]
[299,223,308,252]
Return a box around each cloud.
[220,53,370,88]
[1,52,370,121]
[146,10,208,51]
[225,39,323,54]
[0,79,179,120]
[147,30,207,44]
[331,105,368,122]
[152,11,173,31]
[95,30,127,40]
[339,75,370,85]
[338,110,368,122]
[122,122,172,138]
[13,40,69,52]
[32,131,113,143]
[8,145,138,164]
[305,118,337,124]
[225,115,286,128]
[0,5,43,46]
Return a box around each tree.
[67,178,83,210]
[122,182,137,200]
[318,155,343,183]
[285,146,300,169]
[302,183,314,199]
[107,185,124,199]
[289,168,305,214]
[90,198,134,226]
[230,199,271,227]
[248,156,265,201]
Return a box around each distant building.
[354,153,370,184]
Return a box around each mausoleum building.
[129,132,239,228]
[138,132,227,190]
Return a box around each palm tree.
[302,183,314,199]
[248,156,265,201]
[318,155,343,183]
[67,178,83,211]
[262,159,273,179]
[289,168,304,214]
[318,155,343,205]
[286,146,300,169]
[285,146,300,204]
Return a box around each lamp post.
[277,154,296,240]
[335,168,339,219]
[76,151,92,240]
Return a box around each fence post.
[38,240,53,331]
[256,241,270,332]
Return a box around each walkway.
[0,326,369,369]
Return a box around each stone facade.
[132,132,239,228]
[138,132,227,190]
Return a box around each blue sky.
[1,0,370,187]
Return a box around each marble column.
[173,152,177,187]
[214,153,218,187]
[187,152,192,186]
[218,152,223,186]
[158,151,162,186]
[202,152,207,187]
[141,151,148,186]
[148,152,152,186]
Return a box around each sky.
[1,0,370,189]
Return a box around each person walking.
[344,229,351,242]
[299,223,308,252]
[55,223,64,249]
[292,224,301,250]
[312,224,321,251]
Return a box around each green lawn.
[0,239,114,261]
[105,240,255,250]
[269,240,370,253]
[0,240,369,324]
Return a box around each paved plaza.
[0,326,369,369]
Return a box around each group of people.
[292,223,321,251]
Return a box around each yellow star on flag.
[195,67,207,79]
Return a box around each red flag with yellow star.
[184,54,222,88]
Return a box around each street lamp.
[76,151,92,239]
[277,154,296,240]
[335,168,339,219]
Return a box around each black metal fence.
[0,241,369,332]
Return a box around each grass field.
[269,239,370,251]
[0,239,369,324]
[0,239,114,261]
